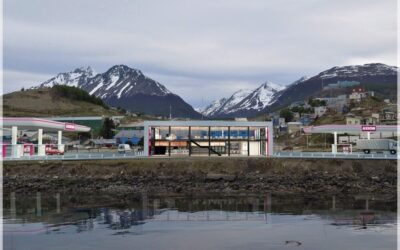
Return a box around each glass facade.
[147,123,271,157]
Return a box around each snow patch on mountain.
[319,63,398,79]
[38,66,95,88]
[201,81,284,117]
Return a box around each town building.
[314,106,327,117]
[143,120,273,157]
[286,122,302,134]
[316,95,347,113]
[348,88,374,102]
[114,130,144,145]
[345,114,362,125]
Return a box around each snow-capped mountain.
[266,63,398,113]
[200,81,284,118]
[38,67,96,88]
[201,63,397,118]
[36,65,201,118]
[318,63,397,79]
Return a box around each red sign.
[361,125,376,132]
[64,123,76,131]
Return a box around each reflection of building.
[143,120,273,157]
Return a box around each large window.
[148,124,270,157]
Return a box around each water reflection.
[3,192,397,250]
[4,192,396,233]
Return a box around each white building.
[314,106,327,117]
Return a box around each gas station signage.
[361,125,376,132]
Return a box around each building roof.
[2,117,91,132]
[304,125,398,134]
[114,130,143,138]
[118,122,144,128]
[143,120,272,127]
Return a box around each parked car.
[118,144,132,154]
[45,145,64,155]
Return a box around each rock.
[205,174,236,181]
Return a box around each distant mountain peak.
[73,66,95,75]
[34,65,200,118]
[200,81,284,117]
[319,63,398,79]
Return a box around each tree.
[280,108,293,122]
[99,117,115,139]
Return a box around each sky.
[3,0,397,108]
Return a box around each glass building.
[143,121,273,157]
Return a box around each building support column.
[332,131,338,154]
[38,129,45,156]
[188,126,192,156]
[228,126,231,156]
[168,126,171,157]
[143,125,149,156]
[367,132,371,140]
[11,126,19,158]
[247,127,250,156]
[208,126,211,156]
[57,130,64,152]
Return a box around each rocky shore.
[4,158,397,195]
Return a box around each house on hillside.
[345,114,362,125]
[314,106,327,117]
[379,107,398,125]
[287,122,302,134]
[364,116,379,125]
[316,95,347,113]
[348,87,374,102]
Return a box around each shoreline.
[4,158,397,195]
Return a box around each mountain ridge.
[200,63,397,118]
[36,65,201,118]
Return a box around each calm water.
[3,192,397,250]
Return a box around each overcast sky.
[4,0,397,107]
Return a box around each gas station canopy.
[2,117,91,132]
[303,125,398,134]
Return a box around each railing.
[3,149,397,161]
[272,151,398,160]
[3,150,146,161]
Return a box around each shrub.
[52,85,108,108]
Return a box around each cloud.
[3,0,397,106]
[3,70,52,93]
